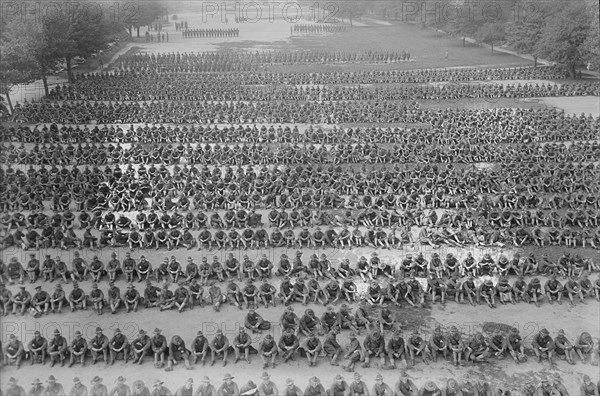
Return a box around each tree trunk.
[533,56,538,67]
[42,74,49,96]
[567,62,576,79]
[4,89,13,114]
[491,43,494,54]
[137,26,140,37]
[128,25,133,37]
[66,57,74,83]
[462,37,465,46]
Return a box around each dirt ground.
[2,8,600,396]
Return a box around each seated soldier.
[507,328,527,364]
[407,330,429,367]
[532,328,555,364]
[191,330,209,366]
[362,330,386,368]
[131,329,152,365]
[233,327,252,364]
[258,334,279,369]
[465,332,489,364]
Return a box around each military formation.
[1,30,599,395]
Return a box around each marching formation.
[182,29,240,39]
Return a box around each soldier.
[11,285,31,315]
[4,334,25,368]
[362,330,386,368]
[329,375,350,396]
[47,329,67,367]
[31,285,50,316]
[258,334,279,369]
[372,374,393,396]
[279,328,300,363]
[68,330,87,367]
[348,372,368,396]
[71,252,88,282]
[69,377,87,396]
[107,281,122,314]
[217,374,239,396]
[574,331,594,363]
[245,305,271,333]
[174,281,190,312]
[42,255,56,282]
[553,329,575,365]
[90,376,107,396]
[280,306,300,335]
[210,329,230,367]
[5,377,26,396]
[428,327,448,363]
[124,283,141,312]
[131,329,152,365]
[89,256,105,283]
[258,372,278,396]
[122,252,136,283]
[106,252,121,282]
[233,327,252,364]
[447,326,465,367]
[465,332,489,364]
[109,376,130,396]
[109,328,130,365]
[477,279,496,308]
[304,377,325,396]
[208,281,225,312]
[486,330,508,360]
[394,372,418,396]
[166,334,193,371]
[29,378,45,396]
[6,257,25,284]
[89,327,109,365]
[68,282,86,312]
[152,328,168,368]
[342,332,362,372]
[196,376,217,396]
[26,253,40,283]
[28,330,48,365]
[191,330,209,366]
[407,330,429,366]
[45,375,66,396]
[136,255,152,282]
[459,275,477,306]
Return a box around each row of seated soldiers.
[3,315,597,374]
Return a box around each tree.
[131,0,165,38]
[505,2,551,66]
[45,2,121,82]
[0,20,57,109]
[534,1,593,78]
[580,3,600,71]
[337,1,369,26]
[477,23,505,54]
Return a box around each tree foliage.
[534,1,593,76]
[477,23,506,53]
